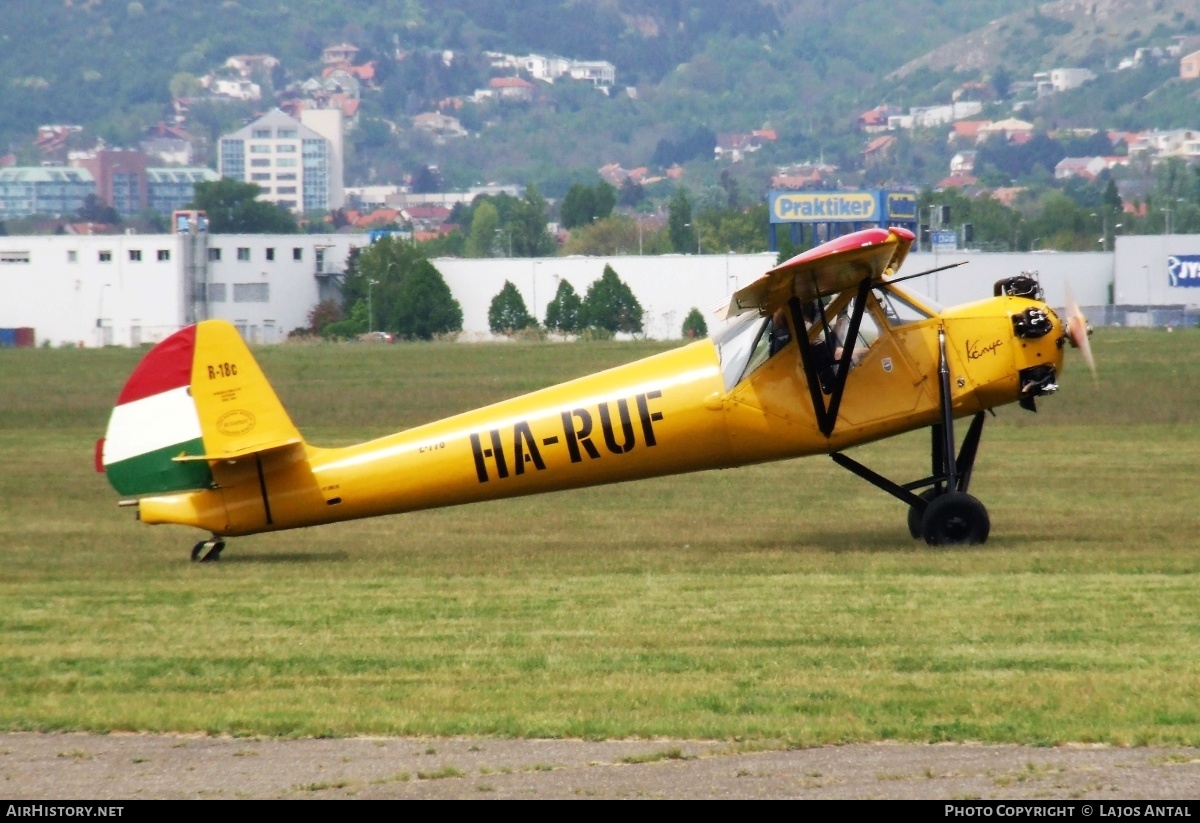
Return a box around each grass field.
[1,330,1199,745]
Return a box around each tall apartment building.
[218,109,344,214]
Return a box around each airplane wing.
[722,227,915,320]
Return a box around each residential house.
[770,163,837,190]
[862,135,897,168]
[568,60,616,86]
[598,163,630,187]
[412,112,467,139]
[34,125,82,160]
[140,123,194,166]
[936,173,978,190]
[1127,129,1199,160]
[978,118,1035,143]
[1117,47,1165,71]
[1108,130,1144,151]
[990,187,1026,206]
[517,53,615,87]
[317,69,362,99]
[523,54,571,82]
[1054,157,1103,180]
[771,170,823,189]
[1049,68,1096,92]
[490,77,536,102]
[948,120,989,144]
[1182,50,1200,80]
[322,43,360,65]
[351,208,400,229]
[202,75,261,101]
[224,54,280,79]
[1054,156,1131,180]
[857,105,901,133]
[904,101,983,129]
[952,81,993,102]
[399,205,452,232]
[950,151,977,174]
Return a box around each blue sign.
[769,191,881,224]
[886,192,917,221]
[1167,255,1200,287]
[931,230,957,251]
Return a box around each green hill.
[3,0,1196,191]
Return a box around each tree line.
[302,235,710,341]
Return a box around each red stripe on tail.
[115,325,196,405]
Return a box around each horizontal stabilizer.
[171,438,303,463]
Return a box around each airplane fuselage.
[137,292,1064,538]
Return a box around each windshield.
[712,313,769,391]
[877,284,938,326]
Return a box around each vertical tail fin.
[101,320,303,496]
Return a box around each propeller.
[1063,282,1097,382]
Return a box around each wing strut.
[828,327,987,514]
[786,276,872,438]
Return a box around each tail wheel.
[191,539,226,562]
[907,488,942,539]
[921,492,989,546]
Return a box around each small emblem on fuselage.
[881,357,893,373]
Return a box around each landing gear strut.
[191,537,226,562]
[831,327,991,546]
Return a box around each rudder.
[101,320,303,497]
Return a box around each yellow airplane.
[98,227,1091,561]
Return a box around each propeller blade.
[1064,283,1097,382]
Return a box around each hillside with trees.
[4,0,1200,250]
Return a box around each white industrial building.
[2,231,1194,349]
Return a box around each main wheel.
[921,492,989,546]
[907,488,942,539]
[190,541,207,562]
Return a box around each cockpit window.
[877,285,937,326]
[713,313,769,391]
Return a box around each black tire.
[200,541,225,563]
[191,541,206,562]
[921,492,990,546]
[907,488,942,539]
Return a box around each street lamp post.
[368,279,378,333]
[1091,212,1107,252]
[683,222,701,255]
[531,260,542,321]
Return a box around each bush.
[487,280,535,335]
[681,307,708,339]
[544,279,583,334]
[579,264,643,335]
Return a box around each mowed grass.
[1,330,1199,744]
